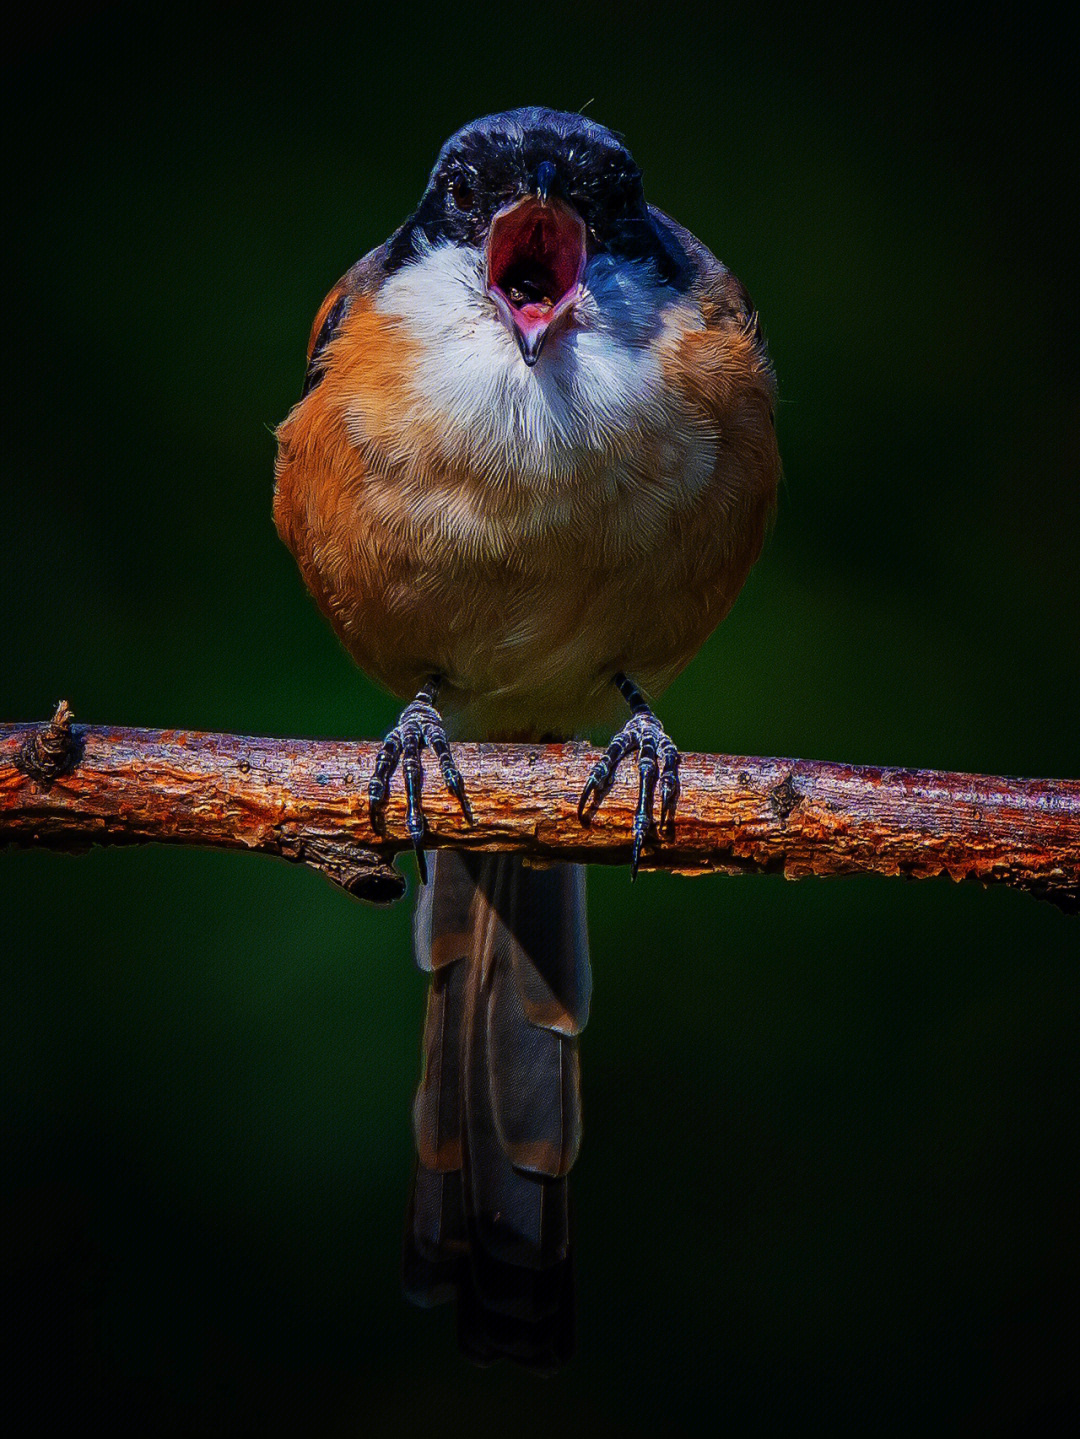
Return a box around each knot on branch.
[770,773,802,821]
[17,701,81,787]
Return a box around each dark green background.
[4,6,1077,1434]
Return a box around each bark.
[2,704,1077,911]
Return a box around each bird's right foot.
[368,680,472,883]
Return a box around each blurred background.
[4,5,1077,1433]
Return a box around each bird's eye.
[450,175,475,210]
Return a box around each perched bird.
[274,107,779,1368]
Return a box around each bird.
[273,107,780,1369]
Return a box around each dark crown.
[385,107,688,284]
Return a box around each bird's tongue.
[517,301,555,323]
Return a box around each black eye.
[450,174,475,210]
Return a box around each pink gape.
[487,196,586,364]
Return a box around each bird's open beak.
[486,195,586,367]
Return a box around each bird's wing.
[300,242,390,396]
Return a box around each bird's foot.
[578,700,680,879]
[368,682,471,883]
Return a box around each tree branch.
[2,704,1077,912]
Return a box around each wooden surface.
[3,705,1077,911]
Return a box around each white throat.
[371,238,695,485]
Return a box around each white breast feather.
[359,239,716,568]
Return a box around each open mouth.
[487,197,586,366]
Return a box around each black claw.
[577,693,680,876]
[577,773,599,822]
[578,731,634,822]
[367,686,471,877]
[428,732,474,824]
[448,774,475,827]
[659,744,680,833]
[630,831,645,881]
[368,731,402,833]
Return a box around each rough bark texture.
[2,705,1077,911]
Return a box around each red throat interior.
[487,198,586,331]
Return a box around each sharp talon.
[578,775,598,822]
[440,760,473,824]
[659,768,680,833]
[579,748,620,821]
[368,785,383,832]
[413,840,428,885]
[422,723,473,826]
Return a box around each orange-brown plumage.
[275,267,778,739]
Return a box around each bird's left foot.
[368,680,471,883]
[578,675,680,879]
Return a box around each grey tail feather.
[403,849,590,1371]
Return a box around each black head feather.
[384,108,687,284]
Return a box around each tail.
[403,850,591,1371]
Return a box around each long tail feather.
[404,850,590,1370]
